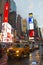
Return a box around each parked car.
[7,43,30,59]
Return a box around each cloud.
[29,2,34,10]
[38,1,43,8]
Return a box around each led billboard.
[29,17,33,23]
[3,2,10,22]
[29,13,33,17]
[29,30,34,37]
[29,23,34,29]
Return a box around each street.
[0,44,43,65]
[0,0,43,65]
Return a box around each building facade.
[17,15,22,37]
[38,28,42,41]
[21,19,27,37]
[21,19,27,33]
[34,19,39,41]
[8,0,16,30]
[0,0,6,32]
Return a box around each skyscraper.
[0,0,5,32]
[17,14,22,36]
[34,19,39,41]
[8,0,16,30]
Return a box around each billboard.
[7,23,11,33]
[2,23,11,33]
[29,17,33,23]
[29,30,34,37]
[29,13,33,17]
[29,23,34,29]
[2,22,12,42]
[28,13,35,41]
[2,23,7,32]
[8,11,16,29]
[3,2,10,22]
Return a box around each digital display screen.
[29,17,33,23]
[29,23,34,29]
[29,30,34,37]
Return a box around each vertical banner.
[3,2,10,22]
[28,13,35,41]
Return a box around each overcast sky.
[14,0,43,28]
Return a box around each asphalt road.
[0,45,43,65]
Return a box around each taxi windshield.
[12,44,24,48]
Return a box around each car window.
[13,44,24,48]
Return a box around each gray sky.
[14,0,43,28]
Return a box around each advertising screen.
[29,30,34,37]
[29,17,33,23]
[3,2,10,22]
[29,23,34,29]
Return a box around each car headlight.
[7,47,12,52]
[7,49,9,52]
[16,50,19,53]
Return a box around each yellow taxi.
[7,43,30,59]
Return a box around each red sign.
[7,32,10,38]
[29,30,34,37]
[3,2,10,22]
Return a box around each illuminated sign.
[2,23,7,32]
[29,30,34,37]
[29,23,34,29]
[7,23,11,33]
[29,17,33,23]
[29,13,33,17]
[2,22,12,42]
[3,2,10,22]
[7,32,11,38]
